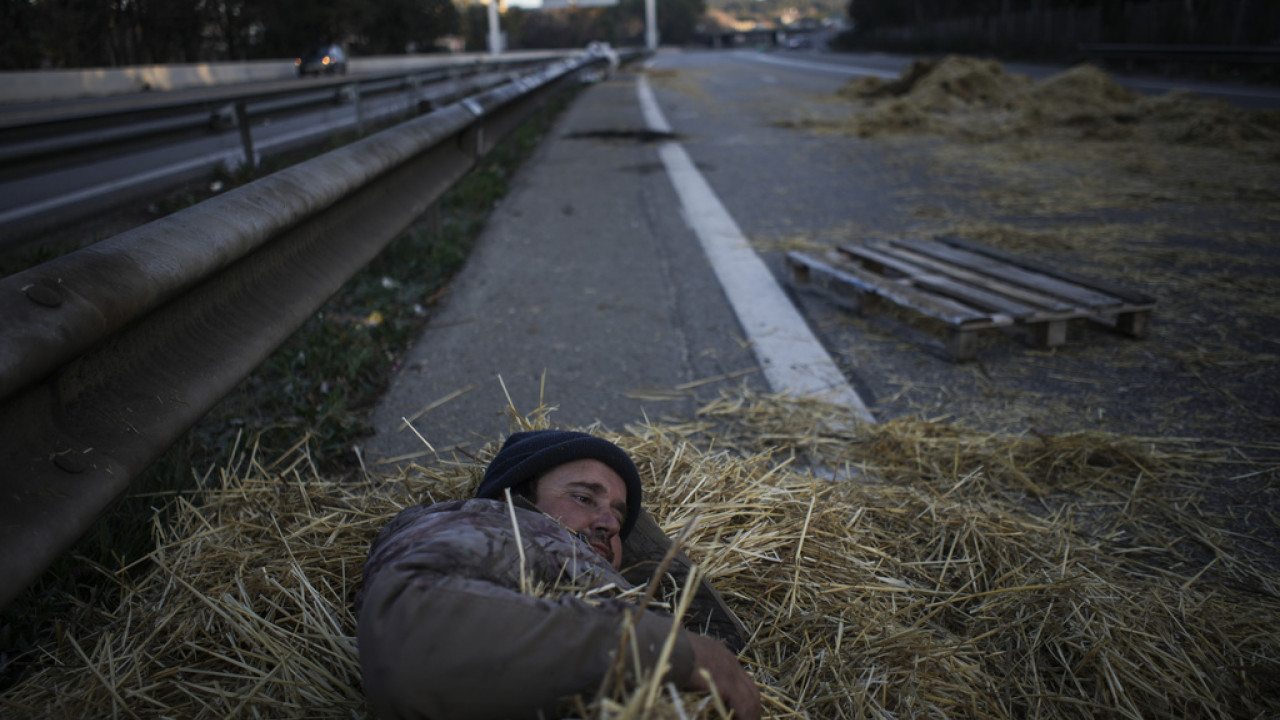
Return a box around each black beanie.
[476,430,643,539]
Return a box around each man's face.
[534,459,627,570]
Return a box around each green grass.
[0,88,577,690]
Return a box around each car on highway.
[296,45,348,76]
[785,34,813,50]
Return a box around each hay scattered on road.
[780,54,1280,449]
[811,54,1280,221]
[3,393,1277,719]
[831,55,1280,149]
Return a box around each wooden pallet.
[786,236,1157,361]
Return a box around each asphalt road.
[362,61,773,463]
[363,47,1280,484]
[356,49,977,463]
[6,47,1276,477]
[9,46,1277,248]
[748,47,1280,108]
[0,70,509,246]
[361,48,950,464]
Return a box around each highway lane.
[364,47,1280,454]
[644,49,923,261]
[650,46,1280,260]
[625,48,1279,568]
[0,95,385,216]
[639,48,1278,443]
[745,48,1280,108]
[0,70,508,247]
[4,49,1274,249]
[0,75,350,130]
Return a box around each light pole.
[645,0,657,51]
[488,0,502,54]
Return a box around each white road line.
[0,150,236,226]
[737,52,901,78]
[636,73,875,424]
[0,112,356,228]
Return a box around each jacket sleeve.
[358,571,695,720]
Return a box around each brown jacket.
[357,498,694,720]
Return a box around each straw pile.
[830,55,1280,147]
[3,393,1278,719]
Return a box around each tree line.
[0,0,706,71]
[847,0,1271,45]
[1,0,459,69]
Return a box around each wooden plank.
[933,234,1158,306]
[947,329,979,361]
[789,251,1008,361]
[893,237,1122,308]
[880,240,1148,345]
[849,240,1080,313]
[791,234,1156,361]
[860,242,1080,312]
[888,237,1124,309]
[842,241,1073,348]
[1114,309,1152,338]
[911,274,1042,318]
[787,251,1008,329]
[837,243,932,280]
[1032,319,1068,348]
[788,253,871,312]
[837,243,1051,317]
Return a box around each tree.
[131,0,206,63]
[208,0,262,61]
[359,0,459,53]
[44,0,116,67]
[254,0,363,57]
[1,0,625,69]
[460,2,490,51]
[0,0,47,68]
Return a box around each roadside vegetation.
[0,89,576,692]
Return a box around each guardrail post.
[234,100,256,171]
[406,75,421,118]
[352,84,364,135]
[459,98,486,159]
[429,202,442,235]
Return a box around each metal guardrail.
[0,55,562,168]
[0,49,633,611]
[0,55,598,252]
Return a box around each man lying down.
[356,430,761,720]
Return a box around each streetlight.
[645,0,657,50]
[488,0,503,54]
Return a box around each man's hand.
[684,631,761,720]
